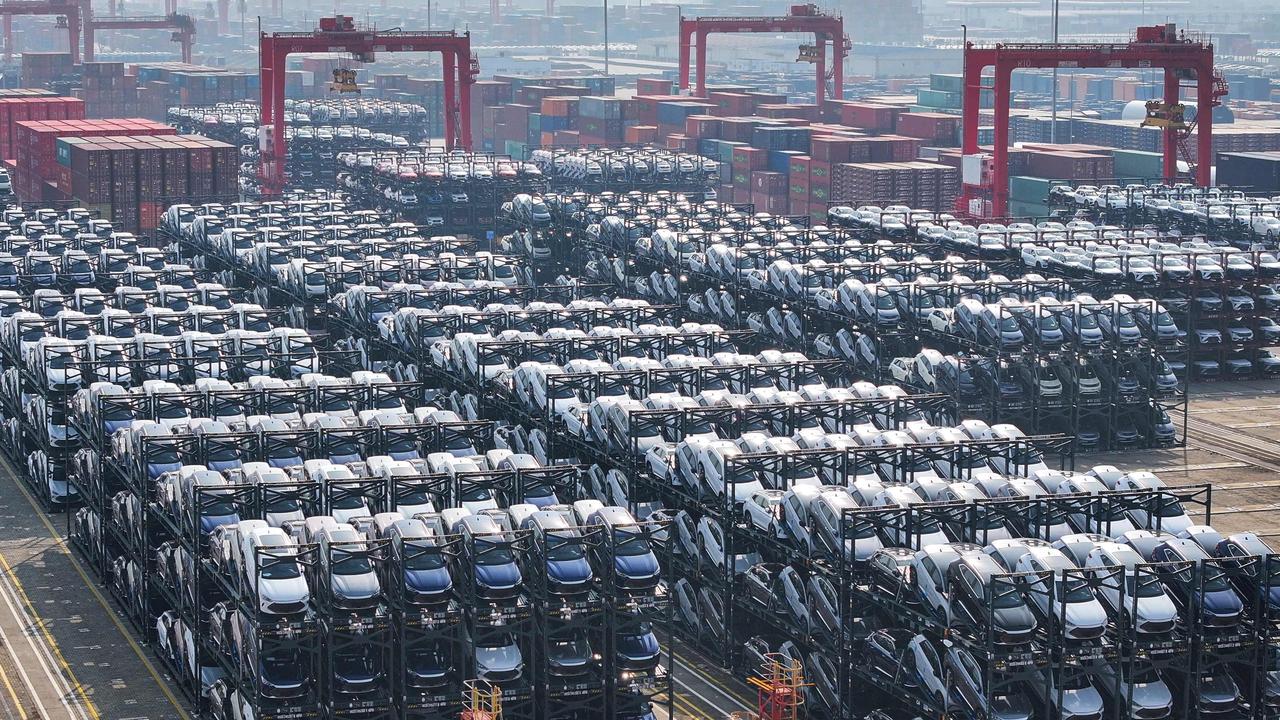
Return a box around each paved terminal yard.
[0,383,1277,719]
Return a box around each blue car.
[1151,539,1244,628]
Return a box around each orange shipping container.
[624,125,657,144]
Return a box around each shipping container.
[1217,152,1280,192]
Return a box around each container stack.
[0,96,85,161]
[578,96,623,146]
[830,161,960,210]
[54,134,236,232]
[11,118,176,202]
[21,52,75,87]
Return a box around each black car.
[947,555,1039,645]
[742,562,785,615]
[868,547,919,606]
[863,629,918,688]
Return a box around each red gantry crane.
[0,0,83,64]
[959,23,1226,218]
[679,4,849,105]
[84,11,196,63]
[258,15,476,195]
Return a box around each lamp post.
[603,0,609,74]
[1050,0,1060,143]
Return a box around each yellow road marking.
[0,551,96,720]
[0,455,191,720]
[672,648,755,707]
[0,646,29,720]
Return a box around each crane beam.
[677,6,847,104]
[0,0,81,64]
[258,16,476,196]
[84,12,195,62]
[959,24,1221,218]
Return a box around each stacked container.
[56,134,236,232]
[0,96,85,161]
[12,118,174,200]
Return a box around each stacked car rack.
[2,182,1280,720]
[157,195,674,720]
[531,191,1186,450]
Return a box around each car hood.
[1062,599,1108,631]
[993,603,1038,633]
[615,552,660,579]
[1203,589,1243,617]
[1060,685,1105,715]
[1137,593,1179,623]
[199,512,240,534]
[1126,680,1173,710]
[331,572,380,600]
[405,566,452,594]
[476,644,522,672]
[617,631,659,659]
[547,557,593,584]
[474,562,521,589]
[260,576,310,603]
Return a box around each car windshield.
[999,316,1019,331]
[990,582,1024,610]
[650,377,677,394]
[404,542,447,571]
[203,497,237,517]
[260,555,302,580]
[1078,313,1098,329]
[614,529,652,556]
[546,531,586,562]
[1118,314,1136,328]
[875,293,895,310]
[474,537,514,565]
[1039,316,1059,331]
[1129,573,1167,598]
[1156,312,1175,326]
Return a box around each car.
[1149,539,1244,627]
[947,553,1039,645]
[1083,541,1178,635]
[868,547,919,606]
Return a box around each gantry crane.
[258,15,476,195]
[959,23,1225,218]
[106,0,174,16]
[84,11,195,62]
[678,4,849,105]
[0,0,83,64]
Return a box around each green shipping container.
[930,74,964,93]
[1009,200,1048,218]
[719,141,744,164]
[1113,150,1163,179]
[1010,175,1057,203]
[930,73,993,93]
[916,89,962,109]
[504,140,526,157]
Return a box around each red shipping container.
[733,185,750,205]
[837,101,899,131]
[732,146,768,171]
[667,133,689,150]
[896,112,961,144]
[789,155,811,178]
[684,115,721,139]
[751,191,788,214]
[751,171,787,193]
[811,137,854,163]
[636,78,674,95]
[809,160,832,190]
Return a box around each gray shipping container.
[1216,152,1280,192]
